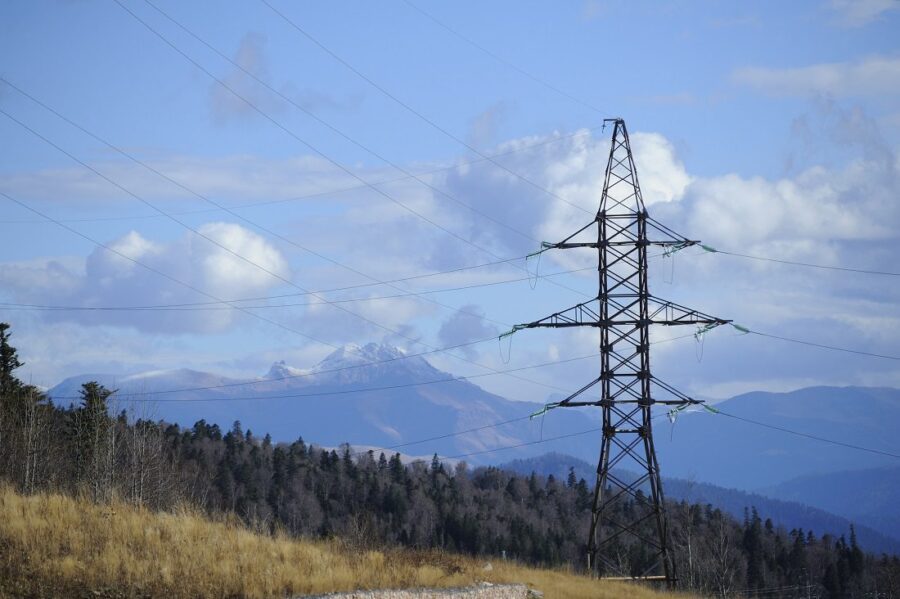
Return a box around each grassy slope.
[0,486,692,599]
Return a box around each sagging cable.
[498,326,523,364]
[662,242,691,285]
[694,321,722,362]
[525,247,545,290]
[667,403,688,440]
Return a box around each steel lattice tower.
[510,118,728,585]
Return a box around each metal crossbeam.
[510,118,729,587]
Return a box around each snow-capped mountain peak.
[312,342,439,383]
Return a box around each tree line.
[0,322,898,598]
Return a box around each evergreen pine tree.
[0,323,23,399]
[566,466,577,489]
[73,381,115,498]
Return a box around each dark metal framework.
[513,119,728,585]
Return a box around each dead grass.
[0,486,693,598]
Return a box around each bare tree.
[705,517,740,598]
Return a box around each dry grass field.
[0,486,693,599]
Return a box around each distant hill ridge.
[500,452,900,556]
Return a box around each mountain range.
[47,342,900,549]
[47,343,597,462]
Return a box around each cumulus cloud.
[640,114,900,396]
[733,56,900,98]
[679,164,890,249]
[664,102,899,257]
[428,127,692,276]
[0,222,290,333]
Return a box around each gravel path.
[303,582,539,598]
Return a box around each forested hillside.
[1,323,899,598]
[501,452,900,555]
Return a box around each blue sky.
[1,0,899,404]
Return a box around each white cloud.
[631,133,693,204]
[681,164,891,250]
[513,129,692,271]
[733,56,900,97]
[194,222,289,294]
[0,222,290,333]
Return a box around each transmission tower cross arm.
[534,218,700,252]
[503,297,603,333]
[504,296,729,333]
[648,298,731,327]
[539,238,700,250]
[533,372,708,416]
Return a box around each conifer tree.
[73,381,116,499]
[0,323,23,399]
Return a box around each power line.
[42,330,698,400]
[0,190,407,354]
[361,409,681,463]
[258,0,595,218]
[0,191,547,397]
[0,265,594,313]
[12,2,895,475]
[400,0,604,116]
[0,124,604,225]
[51,351,604,402]
[8,2,606,396]
[141,0,572,247]
[442,426,601,460]
[0,109,427,343]
[711,408,900,460]
[0,101,566,395]
[746,330,900,362]
[109,0,588,299]
[438,403,900,463]
[0,253,529,309]
[700,245,900,277]
[108,0,592,314]
[396,4,900,284]
[278,340,710,461]
[338,405,900,518]
[348,414,535,458]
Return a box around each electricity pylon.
[508,118,729,585]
